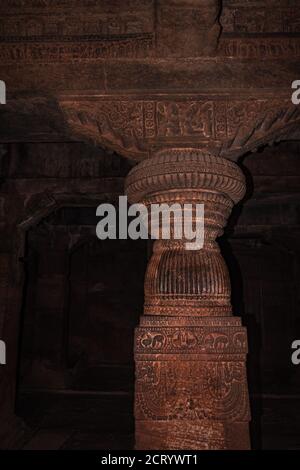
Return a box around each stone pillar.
[125,148,251,450]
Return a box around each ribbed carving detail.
[126,148,246,205]
[144,241,232,316]
[124,148,246,316]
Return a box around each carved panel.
[135,360,250,422]
[156,0,221,57]
[60,100,148,159]
[0,0,155,60]
[156,101,214,139]
[221,1,300,34]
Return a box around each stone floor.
[17,390,300,450]
[23,429,133,450]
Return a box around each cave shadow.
[14,205,148,450]
[219,161,263,449]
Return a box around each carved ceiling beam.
[58,96,300,161]
[0,0,221,60]
[1,94,299,161]
[1,1,300,61]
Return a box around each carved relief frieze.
[60,99,148,159]
[221,100,300,158]
[0,0,155,61]
[221,1,300,34]
[0,36,154,64]
[0,15,153,39]
[156,101,214,139]
[136,326,248,355]
[218,37,300,59]
[0,0,299,62]
[59,97,300,160]
[0,0,153,11]
[135,360,250,422]
[1,95,298,160]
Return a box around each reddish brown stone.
[125,148,251,449]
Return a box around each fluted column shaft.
[125,148,251,450]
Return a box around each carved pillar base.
[135,315,250,450]
[125,149,251,450]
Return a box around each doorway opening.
[15,206,147,449]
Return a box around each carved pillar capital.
[125,148,251,450]
[126,148,246,317]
